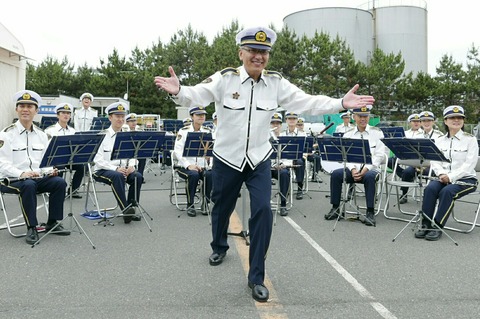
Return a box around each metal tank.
[284,7,374,65]
[372,2,428,74]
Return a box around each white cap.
[80,92,94,102]
[236,26,277,50]
[14,90,41,107]
[105,102,129,115]
[54,103,73,113]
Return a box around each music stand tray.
[317,137,373,228]
[380,127,405,138]
[163,119,184,134]
[110,131,166,230]
[182,132,214,221]
[34,134,106,248]
[381,138,457,244]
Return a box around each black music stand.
[381,138,457,244]
[181,131,214,222]
[109,131,166,231]
[317,137,373,230]
[161,134,176,171]
[380,127,405,138]
[33,134,105,248]
[270,136,306,224]
[89,117,110,131]
[163,119,184,134]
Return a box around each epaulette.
[263,70,283,79]
[220,67,239,76]
[463,132,474,137]
[370,126,381,131]
[202,126,212,132]
[180,126,190,131]
[33,124,44,132]
[2,124,15,132]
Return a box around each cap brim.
[242,44,271,51]
[444,114,465,119]
[16,100,38,106]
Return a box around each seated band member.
[174,105,213,217]
[270,113,290,216]
[0,90,70,244]
[74,92,97,131]
[124,113,146,177]
[324,105,387,226]
[44,103,85,199]
[386,113,425,203]
[415,105,478,241]
[335,111,353,133]
[280,111,306,200]
[93,102,143,223]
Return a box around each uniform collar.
[449,129,464,140]
[15,120,37,135]
[352,124,372,135]
[239,65,267,86]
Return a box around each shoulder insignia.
[202,126,212,132]
[180,126,190,131]
[263,70,283,79]
[220,67,240,76]
[370,126,380,131]
[176,134,182,141]
[201,77,213,84]
[33,124,44,132]
[464,132,474,137]
[3,124,15,132]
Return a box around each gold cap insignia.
[453,107,459,113]
[118,105,125,111]
[255,31,267,42]
[22,93,31,100]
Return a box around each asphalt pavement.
[1,164,480,319]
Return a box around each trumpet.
[2,169,67,186]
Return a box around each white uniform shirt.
[174,125,212,169]
[277,128,307,167]
[0,121,50,178]
[422,128,443,140]
[343,125,387,172]
[44,122,76,138]
[93,127,136,171]
[171,65,343,171]
[335,123,354,133]
[405,128,424,138]
[74,107,98,131]
[430,130,478,183]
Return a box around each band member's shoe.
[72,190,82,199]
[279,207,288,216]
[123,207,135,224]
[45,222,71,235]
[248,282,269,302]
[425,227,443,241]
[26,228,39,244]
[414,216,431,239]
[131,215,141,221]
[187,206,197,217]
[209,252,226,266]
[364,211,376,226]
[324,207,339,220]
[296,190,303,200]
[399,194,408,204]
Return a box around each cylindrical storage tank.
[284,8,373,65]
[373,3,428,74]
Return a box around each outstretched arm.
[154,66,181,95]
[341,84,375,109]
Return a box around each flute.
[2,169,67,186]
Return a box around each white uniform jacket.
[44,122,76,138]
[404,128,424,139]
[335,123,354,134]
[171,65,343,171]
[343,125,387,172]
[0,121,51,178]
[422,129,443,140]
[174,125,212,169]
[430,130,478,183]
[74,107,98,131]
[93,127,136,171]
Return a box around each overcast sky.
[1,0,478,75]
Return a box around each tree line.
[26,21,480,123]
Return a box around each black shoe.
[279,207,288,216]
[209,252,226,266]
[425,229,443,241]
[296,190,303,200]
[324,207,339,220]
[131,215,141,221]
[45,222,71,236]
[72,190,82,199]
[399,194,407,204]
[248,282,269,302]
[123,207,135,224]
[25,228,39,244]
[414,228,430,238]
[364,211,376,226]
[187,206,197,217]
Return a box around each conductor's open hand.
[154,66,181,95]
[342,84,375,109]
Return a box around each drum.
[321,160,343,174]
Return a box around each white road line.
[285,217,398,319]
